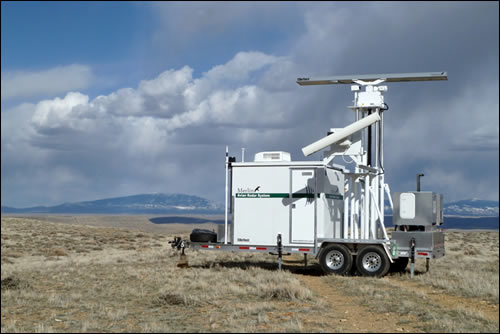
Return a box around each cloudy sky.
[1,1,499,208]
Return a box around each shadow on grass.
[387,269,429,277]
[189,260,325,276]
[188,260,429,278]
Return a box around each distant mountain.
[383,198,498,217]
[443,199,499,217]
[2,194,498,217]
[1,193,224,214]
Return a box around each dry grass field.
[1,216,498,333]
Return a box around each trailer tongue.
[171,72,447,277]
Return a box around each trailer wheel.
[189,229,217,243]
[356,246,390,277]
[389,257,409,273]
[319,244,353,275]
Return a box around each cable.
[342,154,354,164]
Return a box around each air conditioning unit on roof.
[254,151,291,162]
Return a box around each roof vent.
[254,151,291,162]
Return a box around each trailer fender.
[382,243,394,263]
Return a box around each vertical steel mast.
[297,72,447,241]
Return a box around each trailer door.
[290,168,316,244]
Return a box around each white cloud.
[31,92,90,131]
[139,66,193,97]
[0,51,302,206]
[1,64,93,101]
[27,52,286,144]
[1,2,498,207]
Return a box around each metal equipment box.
[393,192,443,226]
[391,230,445,259]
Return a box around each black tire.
[319,244,353,275]
[390,257,409,273]
[190,229,217,242]
[356,246,391,277]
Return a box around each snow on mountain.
[384,198,498,217]
[443,199,499,217]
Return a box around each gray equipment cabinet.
[391,192,445,259]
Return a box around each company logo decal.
[237,187,261,193]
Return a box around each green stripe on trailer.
[236,193,288,198]
[235,193,343,199]
[326,193,343,200]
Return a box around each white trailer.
[171,72,448,277]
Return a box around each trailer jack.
[410,238,416,278]
[277,234,283,271]
[169,237,188,268]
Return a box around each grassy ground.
[321,230,499,332]
[1,217,498,333]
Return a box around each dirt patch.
[297,273,417,332]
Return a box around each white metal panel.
[290,169,315,244]
[232,166,291,246]
[232,164,344,247]
[320,168,344,239]
[357,91,384,108]
[400,193,416,219]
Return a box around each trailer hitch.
[169,236,184,250]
